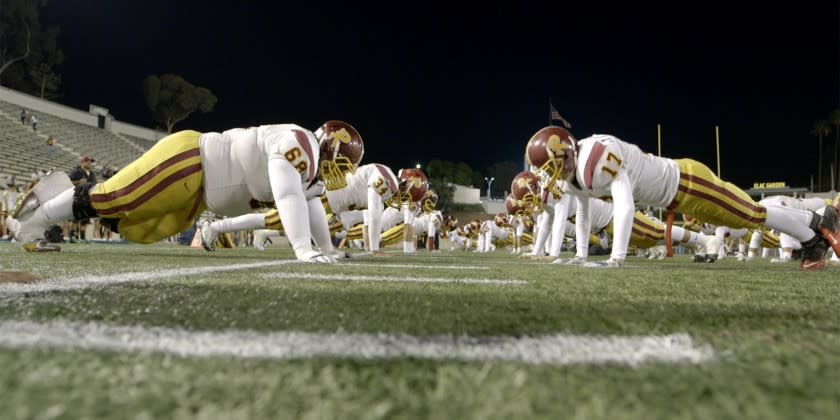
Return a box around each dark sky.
[42,1,839,190]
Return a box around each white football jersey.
[481,220,509,241]
[570,134,680,260]
[574,134,679,208]
[325,163,398,214]
[199,124,319,216]
[413,211,443,235]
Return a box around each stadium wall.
[451,183,480,204]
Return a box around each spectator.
[46,136,55,159]
[101,165,117,180]
[2,183,19,239]
[69,156,97,242]
[30,114,38,132]
[70,157,97,185]
[19,109,27,125]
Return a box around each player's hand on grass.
[298,250,336,263]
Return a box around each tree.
[425,159,480,186]
[428,177,455,213]
[811,119,831,191]
[485,160,519,198]
[144,74,218,133]
[0,0,64,97]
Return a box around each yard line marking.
[0,260,300,298]
[260,272,526,285]
[341,263,489,270]
[0,319,716,366]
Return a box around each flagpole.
[657,123,663,221]
[715,125,721,177]
[548,98,552,126]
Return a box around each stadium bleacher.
[0,99,151,183]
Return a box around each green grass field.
[1,241,839,419]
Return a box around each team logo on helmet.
[327,127,353,155]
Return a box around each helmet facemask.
[519,192,544,215]
[537,156,566,196]
[319,156,356,191]
[423,198,436,213]
[385,191,414,210]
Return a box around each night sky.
[41,1,839,190]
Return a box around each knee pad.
[72,182,98,220]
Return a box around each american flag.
[549,102,571,128]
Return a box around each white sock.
[211,213,265,233]
[43,188,75,222]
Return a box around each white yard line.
[0,319,716,366]
[341,263,489,270]
[0,260,300,298]
[260,272,526,285]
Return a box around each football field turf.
[1,242,839,419]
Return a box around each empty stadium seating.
[0,99,152,184]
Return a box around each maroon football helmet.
[511,170,544,214]
[315,120,365,190]
[505,193,527,216]
[525,126,577,195]
[386,168,429,209]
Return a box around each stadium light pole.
[484,177,494,199]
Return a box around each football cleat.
[704,254,718,263]
[799,235,827,271]
[22,240,61,253]
[583,258,624,268]
[298,250,336,263]
[552,256,587,265]
[199,219,218,252]
[770,257,790,263]
[693,254,706,263]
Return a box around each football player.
[376,168,429,253]
[511,169,720,264]
[195,120,367,257]
[511,171,720,264]
[476,212,511,253]
[13,124,337,262]
[526,126,840,270]
[199,121,400,258]
[414,190,442,252]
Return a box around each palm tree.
[811,120,832,191]
[829,109,840,191]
